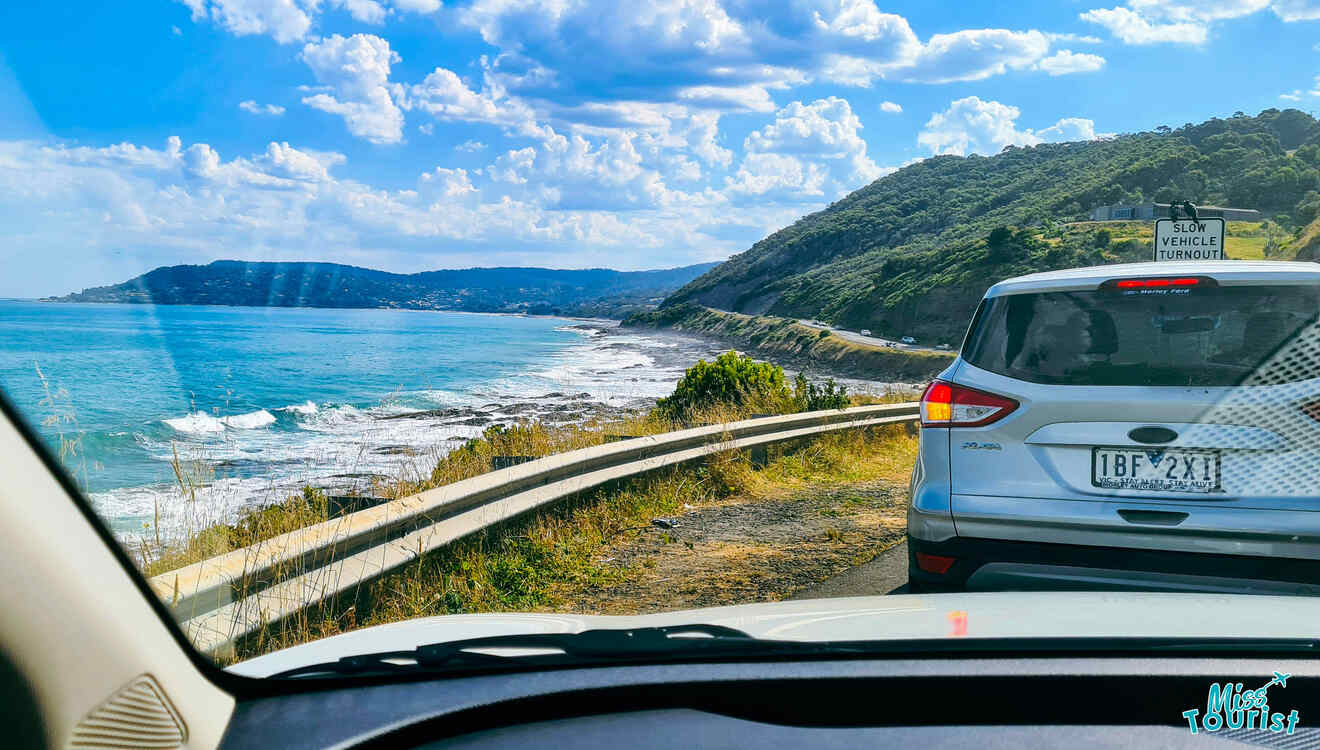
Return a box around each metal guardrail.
[149,403,921,656]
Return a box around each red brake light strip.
[1115,277,1199,288]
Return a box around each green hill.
[52,260,719,318]
[662,109,1320,343]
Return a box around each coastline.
[2,300,914,549]
[621,304,953,384]
[36,296,626,325]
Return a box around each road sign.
[1153,218,1226,262]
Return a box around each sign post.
[1153,217,1226,262]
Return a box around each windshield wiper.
[266,629,1320,680]
[267,623,861,679]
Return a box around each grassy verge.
[140,389,914,579]
[1058,220,1298,260]
[623,304,953,381]
[232,422,916,661]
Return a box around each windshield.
[5,0,1320,679]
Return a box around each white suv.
[908,261,1320,594]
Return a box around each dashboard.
[218,656,1320,749]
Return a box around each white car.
[860,329,871,336]
[908,261,1320,594]
[901,336,916,344]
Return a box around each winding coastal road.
[796,320,949,354]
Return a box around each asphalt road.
[796,320,948,354]
[790,541,911,599]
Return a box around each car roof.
[985,261,1320,297]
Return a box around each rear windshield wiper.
[267,624,861,679]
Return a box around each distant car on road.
[908,260,1320,595]
[901,336,916,344]
[860,329,871,336]
[936,343,951,350]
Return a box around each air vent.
[69,674,187,749]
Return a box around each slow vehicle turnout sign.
[1153,217,1226,262]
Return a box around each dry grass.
[231,422,915,661]
[140,390,912,579]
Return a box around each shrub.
[655,351,793,421]
[794,373,850,411]
[818,329,831,338]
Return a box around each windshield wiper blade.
[266,630,1320,680]
[268,623,856,679]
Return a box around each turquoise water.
[0,301,721,537]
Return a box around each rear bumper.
[908,535,1320,595]
[952,492,1320,558]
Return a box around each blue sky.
[1,0,1318,296]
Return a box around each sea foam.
[163,409,276,434]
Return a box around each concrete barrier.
[148,403,920,655]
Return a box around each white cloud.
[177,0,314,44]
[1280,91,1303,101]
[1126,0,1271,23]
[418,123,434,135]
[1044,32,1104,44]
[1272,0,1320,20]
[176,0,442,42]
[172,25,183,35]
[918,97,1034,156]
[897,29,1051,83]
[1036,117,1098,142]
[300,34,405,144]
[238,100,286,115]
[1080,7,1206,44]
[395,67,500,121]
[485,131,676,211]
[676,84,779,113]
[880,100,902,113]
[419,166,478,198]
[917,96,1100,156]
[461,1,1075,109]
[0,135,755,295]
[261,141,345,181]
[1036,49,1106,75]
[456,140,486,152]
[681,111,732,167]
[391,0,441,12]
[729,97,887,202]
[727,152,829,201]
[1082,1,1320,45]
[820,27,1054,85]
[334,0,387,24]
[393,66,550,138]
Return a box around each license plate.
[1091,447,1221,493]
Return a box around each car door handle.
[1117,509,1189,526]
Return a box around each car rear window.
[962,283,1320,386]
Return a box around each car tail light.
[921,380,1018,427]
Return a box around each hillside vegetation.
[666,109,1320,343]
[627,303,953,381]
[53,260,719,318]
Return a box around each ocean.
[0,301,903,542]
